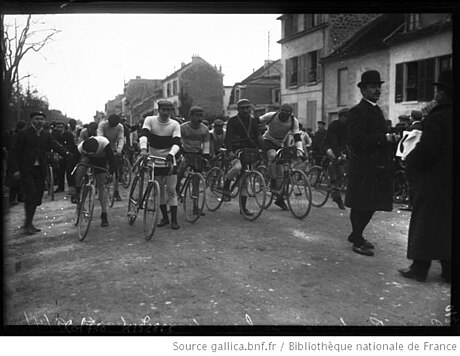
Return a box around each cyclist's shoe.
[171,221,180,230]
[70,194,79,204]
[274,198,289,211]
[114,191,122,201]
[221,188,231,202]
[157,218,170,227]
[240,207,254,217]
[332,195,346,210]
[101,213,109,227]
[23,226,38,235]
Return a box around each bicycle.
[45,151,59,201]
[257,146,312,219]
[127,154,171,240]
[71,162,111,241]
[117,150,132,189]
[306,153,348,207]
[205,147,266,221]
[177,153,207,223]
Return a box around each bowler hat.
[433,69,452,89]
[357,70,385,88]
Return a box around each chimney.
[136,75,141,79]
[181,62,186,67]
[219,65,222,72]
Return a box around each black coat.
[10,126,70,177]
[344,99,393,211]
[405,101,452,260]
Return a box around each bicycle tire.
[77,185,95,241]
[287,169,312,219]
[127,171,144,225]
[239,170,266,221]
[106,174,116,208]
[121,157,132,188]
[205,167,224,211]
[143,180,160,240]
[292,159,312,175]
[307,166,330,207]
[255,164,275,209]
[183,172,206,223]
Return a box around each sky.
[5,13,282,123]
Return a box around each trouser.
[349,208,375,244]
[21,166,46,227]
[57,158,76,190]
[328,158,344,198]
[156,174,178,206]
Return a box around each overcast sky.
[5,14,282,123]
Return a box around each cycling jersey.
[180,122,210,154]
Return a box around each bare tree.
[1,14,60,128]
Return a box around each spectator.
[311,121,327,165]
[6,121,26,205]
[52,122,78,193]
[78,122,99,144]
[398,69,452,283]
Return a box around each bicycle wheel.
[256,165,274,209]
[287,169,312,219]
[292,159,312,175]
[239,170,266,221]
[76,185,95,241]
[106,174,116,208]
[121,157,132,188]
[47,165,55,201]
[127,171,144,225]
[307,166,330,207]
[205,167,224,211]
[143,180,160,240]
[183,172,206,223]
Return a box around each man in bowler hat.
[398,69,452,282]
[345,70,397,256]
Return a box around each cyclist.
[323,107,350,210]
[97,114,124,201]
[259,103,304,211]
[209,118,226,158]
[139,100,181,230]
[222,98,262,216]
[78,122,98,144]
[73,136,116,227]
[176,107,210,213]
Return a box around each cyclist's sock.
[170,205,178,223]
[160,204,169,221]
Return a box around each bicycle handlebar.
[71,163,111,176]
[274,147,307,161]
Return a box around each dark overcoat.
[405,101,452,260]
[344,99,393,211]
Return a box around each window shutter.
[299,54,307,84]
[425,58,435,101]
[285,59,291,88]
[317,49,323,82]
[417,59,427,101]
[395,63,404,102]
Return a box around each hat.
[357,70,385,88]
[279,103,293,113]
[237,98,251,108]
[433,69,452,89]
[410,110,423,120]
[189,106,204,116]
[213,119,224,126]
[157,99,174,108]
[30,111,46,119]
[338,108,349,116]
[317,121,326,125]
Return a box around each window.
[338,68,348,106]
[285,50,322,88]
[283,14,298,38]
[167,83,171,97]
[395,55,451,103]
[405,13,420,31]
[173,80,178,95]
[304,14,325,29]
[273,89,280,104]
[235,88,241,103]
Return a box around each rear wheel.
[143,181,160,240]
[183,173,206,223]
[127,171,144,225]
[239,170,266,221]
[307,166,330,207]
[76,185,95,241]
[287,169,312,219]
[205,167,224,211]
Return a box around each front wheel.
[143,180,160,240]
[256,165,274,209]
[287,169,312,219]
[307,166,330,207]
[239,170,266,221]
[76,185,95,241]
[205,167,224,211]
[121,157,132,188]
[183,172,206,223]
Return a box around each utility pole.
[267,31,270,61]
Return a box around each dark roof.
[162,56,222,82]
[239,59,281,85]
[321,14,405,62]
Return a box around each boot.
[398,260,431,282]
[114,191,122,201]
[332,191,345,209]
[222,179,231,201]
[157,204,170,227]
[440,260,451,283]
[23,204,40,235]
[240,196,253,216]
[170,206,180,230]
[101,212,109,227]
[274,197,289,211]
